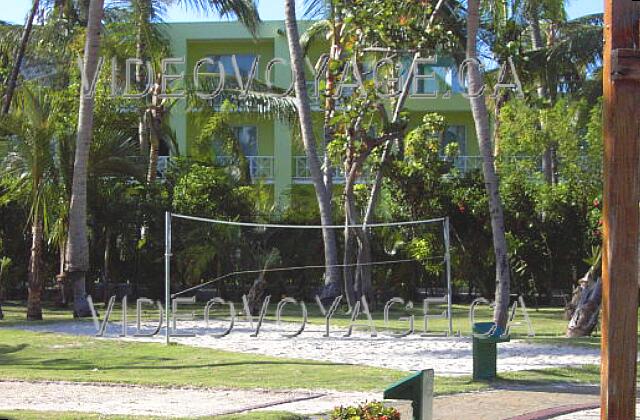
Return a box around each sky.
[1,0,604,25]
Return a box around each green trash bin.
[472,322,510,381]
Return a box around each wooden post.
[602,1,640,419]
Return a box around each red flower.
[593,198,600,208]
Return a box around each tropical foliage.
[0,0,605,320]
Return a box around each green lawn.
[0,318,631,420]
[0,328,620,396]
[1,299,607,345]
[0,329,405,392]
[0,300,634,401]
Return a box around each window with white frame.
[441,125,466,155]
[202,54,258,80]
[233,126,258,156]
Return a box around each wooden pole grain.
[601,1,640,418]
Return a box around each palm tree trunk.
[103,226,111,301]
[467,0,511,328]
[56,240,67,306]
[136,0,150,160]
[322,10,341,198]
[528,1,547,99]
[147,130,159,182]
[146,77,163,183]
[27,217,43,320]
[284,0,341,299]
[530,5,552,182]
[529,3,556,185]
[66,0,105,318]
[2,0,40,115]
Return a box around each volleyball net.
[163,212,452,341]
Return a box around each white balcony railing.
[293,156,374,184]
[442,155,542,173]
[448,155,484,172]
[216,155,275,181]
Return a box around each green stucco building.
[163,20,479,208]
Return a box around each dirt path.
[0,380,613,419]
[0,380,377,417]
[432,385,600,420]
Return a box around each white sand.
[11,319,602,376]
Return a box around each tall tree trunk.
[284,0,341,299]
[146,76,163,183]
[136,0,150,160]
[528,1,547,99]
[147,123,159,182]
[2,0,40,115]
[343,156,373,304]
[27,217,43,320]
[359,55,421,293]
[322,8,340,199]
[467,0,511,328]
[103,226,111,303]
[0,259,7,318]
[362,0,447,226]
[66,0,105,318]
[343,216,357,308]
[529,4,556,185]
[56,240,68,306]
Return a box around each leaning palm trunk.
[27,217,44,320]
[66,0,105,317]
[467,0,511,328]
[2,0,40,115]
[284,0,341,299]
[567,278,602,337]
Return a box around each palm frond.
[303,0,331,19]
[300,19,332,56]
[176,0,261,37]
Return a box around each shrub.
[330,401,401,420]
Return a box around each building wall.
[164,21,477,209]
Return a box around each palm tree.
[128,0,260,181]
[2,0,40,115]
[284,0,341,299]
[65,0,105,317]
[66,0,261,316]
[467,0,511,328]
[0,88,57,320]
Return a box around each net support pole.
[164,211,172,345]
[444,217,453,336]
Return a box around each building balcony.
[443,155,543,172]
[216,155,275,182]
[293,156,374,184]
[156,155,275,182]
